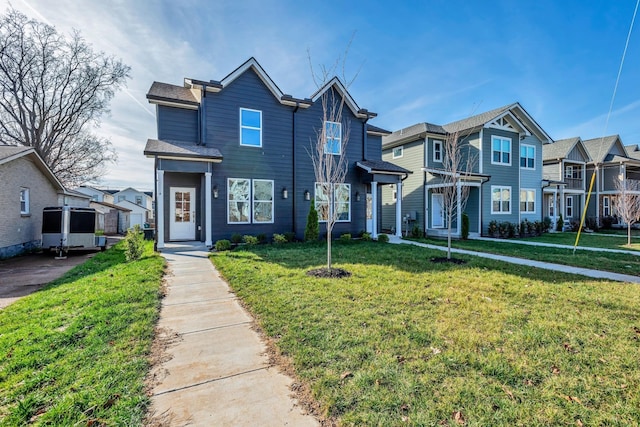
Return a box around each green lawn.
[412,236,640,276]
[519,232,640,251]
[0,242,164,426]
[212,242,640,426]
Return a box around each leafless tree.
[308,45,359,272]
[613,177,640,245]
[440,131,476,259]
[0,8,130,187]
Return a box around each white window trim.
[519,188,536,214]
[392,146,403,159]
[239,108,263,147]
[520,144,536,170]
[603,196,610,216]
[315,182,351,223]
[433,140,443,163]
[565,165,574,179]
[491,136,512,166]
[252,179,274,224]
[566,196,573,218]
[20,188,30,215]
[491,185,512,214]
[324,121,342,155]
[548,195,555,217]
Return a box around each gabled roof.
[356,160,412,176]
[144,139,223,162]
[0,145,66,192]
[147,82,200,109]
[114,187,152,197]
[582,135,625,164]
[366,124,392,136]
[382,122,446,148]
[543,137,591,162]
[90,200,131,212]
[116,199,151,212]
[311,77,376,119]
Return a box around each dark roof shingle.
[144,139,223,160]
[147,82,199,105]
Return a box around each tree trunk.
[327,229,332,270]
[447,213,452,259]
[628,224,632,246]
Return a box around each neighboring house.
[112,187,154,220]
[542,137,591,227]
[90,201,131,234]
[75,185,116,204]
[115,199,150,229]
[582,135,640,225]
[0,145,69,258]
[144,57,409,247]
[382,103,552,237]
[59,189,91,208]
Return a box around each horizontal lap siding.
[158,106,198,142]
[519,135,543,222]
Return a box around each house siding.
[0,156,59,258]
[158,106,198,143]
[519,135,543,222]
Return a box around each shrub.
[231,233,243,244]
[124,225,144,262]
[273,233,287,244]
[361,232,372,241]
[243,235,259,245]
[256,233,267,244]
[215,239,231,251]
[507,222,516,238]
[543,217,552,233]
[340,233,352,242]
[601,215,614,229]
[284,231,296,242]
[305,203,319,241]
[461,213,469,240]
[533,220,544,236]
[556,214,564,232]
[377,234,389,243]
[488,220,499,237]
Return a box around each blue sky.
[4,0,640,191]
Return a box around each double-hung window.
[20,188,29,215]
[227,178,273,224]
[491,186,511,214]
[240,108,262,147]
[324,121,342,155]
[520,189,536,213]
[492,136,511,165]
[603,196,611,216]
[433,140,443,162]
[315,182,350,222]
[520,144,535,169]
[566,196,573,218]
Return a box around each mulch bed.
[306,267,352,278]
[430,257,467,265]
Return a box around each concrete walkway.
[148,243,318,427]
[471,235,640,256]
[388,236,640,284]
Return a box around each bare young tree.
[613,177,640,246]
[440,131,476,259]
[0,8,130,187]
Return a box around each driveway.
[0,237,121,309]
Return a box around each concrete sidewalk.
[389,236,640,284]
[471,235,640,256]
[148,243,318,426]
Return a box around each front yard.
[213,242,640,426]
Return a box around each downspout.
[362,119,368,160]
[292,102,300,235]
[199,85,207,145]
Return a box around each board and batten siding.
[381,138,424,233]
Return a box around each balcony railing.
[564,177,583,190]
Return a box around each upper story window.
[565,165,582,179]
[118,195,125,202]
[135,196,143,205]
[433,140,443,162]
[392,146,403,159]
[324,121,342,155]
[492,136,511,165]
[240,108,262,147]
[520,144,535,169]
[20,188,30,215]
[491,185,511,214]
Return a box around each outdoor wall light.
[213,185,219,199]
[282,187,288,199]
[304,190,310,201]
[355,191,361,202]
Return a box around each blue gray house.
[144,58,409,248]
[381,103,553,236]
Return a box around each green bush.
[556,214,564,232]
[243,235,259,245]
[340,233,352,242]
[231,233,243,244]
[305,203,319,241]
[256,233,267,244]
[543,217,552,233]
[124,225,144,262]
[410,225,423,238]
[273,233,287,244]
[488,220,499,237]
[215,239,231,251]
[284,231,296,242]
[461,213,469,240]
[361,232,372,241]
[377,234,389,243]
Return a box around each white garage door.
[130,213,144,228]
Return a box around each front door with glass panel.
[366,193,373,233]
[432,193,445,228]
[170,187,195,240]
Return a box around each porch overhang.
[421,167,490,183]
[356,160,412,178]
[144,139,223,163]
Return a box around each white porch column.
[395,181,403,237]
[371,181,378,239]
[553,186,558,230]
[205,172,212,247]
[456,182,462,235]
[156,169,165,249]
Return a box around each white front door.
[366,193,373,233]
[170,187,195,240]
[432,193,445,228]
